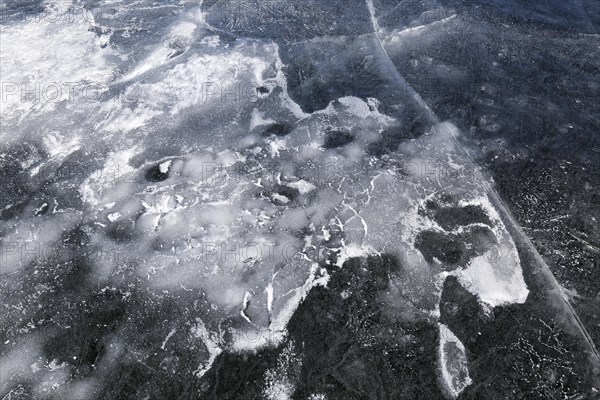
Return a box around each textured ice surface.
[1,0,598,398]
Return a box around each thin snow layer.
[0,4,116,133]
[262,342,302,400]
[361,122,529,313]
[454,200,530,310]
[99,44,275,133]
[438,324,472,398]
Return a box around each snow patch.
[438,323,472,398]
[192,319,223,378]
